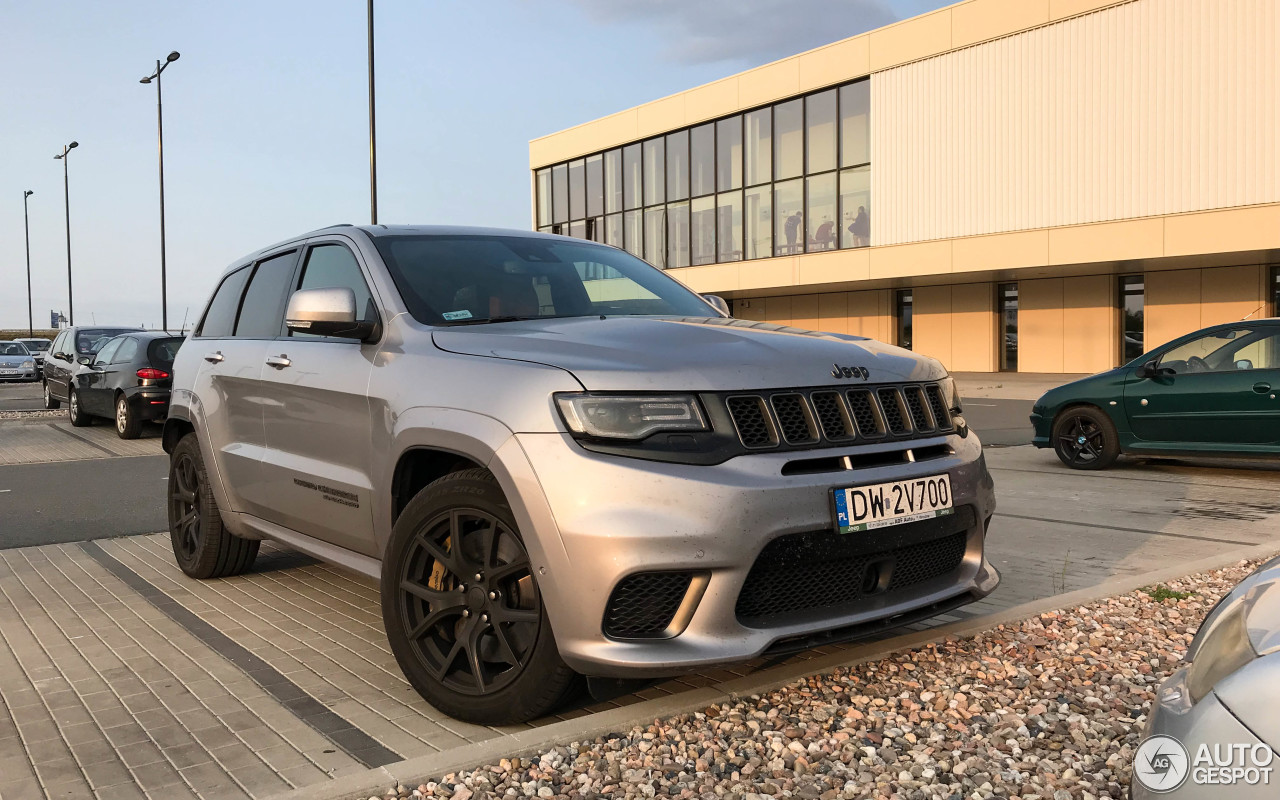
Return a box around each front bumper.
[1134,667,1275,799]
[509,429,998,677]
[0,367,37,382]
[1030,406,1051,448]
[123,386,172,421]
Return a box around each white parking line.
[0,489,10,493]
[964,402,998,407]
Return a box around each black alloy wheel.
[398,508,540,696]
[167,433,259,578]
[382,469,578,724]
[1052,406,1120,470]
[170,448,204,563]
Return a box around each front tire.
[168,433,259,578]
[1052,406,1120,470]
[44,382,60,409]
[68,389,91,427]
[381,468,578,724]
[115,394,142,439]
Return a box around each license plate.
[833,474,954,533]
[0,369,18,375]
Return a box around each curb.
[266,538,1280,800]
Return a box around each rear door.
[187,250,298,516]
[1124,326,1280,446]
[80,337,125,416]
[254,238,381,555]
[46,331,72,400]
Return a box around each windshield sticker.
[442,310,473,321]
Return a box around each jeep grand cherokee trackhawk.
[164,225,999,724]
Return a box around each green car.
[1031,319,1280,469]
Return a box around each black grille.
[877,388,909,434]
[889,532,969,591]
[810,391,854,441]
[735,507,974,627]
[845,389,883,437]
[925,385,953,431]
[603,572,692,639]
[770,394,816,445]
[903,386,932,432]
[727,396,775,448]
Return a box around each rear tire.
[381,468,579,724]
[68,389,92,427]
[115,394,142,439]
[44,382,60,409]
[1052,406,1120,470]
[168,433,259,579]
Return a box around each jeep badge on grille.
[831,364,869,379]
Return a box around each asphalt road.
[0,455,169,549]
[0,380,45,411]
[961,398,1035,447]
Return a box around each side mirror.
[1137,359,1173,379]
[77,355,91,366]
[285,287,377,341]
[703,294,731,317]
[1235,359,1253,370]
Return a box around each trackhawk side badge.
[831,364,870,379]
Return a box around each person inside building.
[849,205,870,247]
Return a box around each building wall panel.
[913,286,955,370]
[1145,270,1202,351]
[1019,279,1066,373]
[872,0,1279,246]
[950,283,996,372]
[1062,276,1114,373]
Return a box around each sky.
[0,0,947,331]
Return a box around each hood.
[0,354,33,366]
[432,316,944,391]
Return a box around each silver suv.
[165,225,999,724]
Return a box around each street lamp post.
[141,51,181,332]
[53,141,78,326]
[367,0,378,224]
[22,190,34,337]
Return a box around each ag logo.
[1135,735,1190,793]
[831,364,869,380]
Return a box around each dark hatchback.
[67,332,184,438]
[1031,319,1280,468]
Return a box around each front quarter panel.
[1030,369,1131,448]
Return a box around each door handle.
[265,354,292,369]
[1254,382,1272,394]
[203,351,224,364]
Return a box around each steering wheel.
[1187,355,1210,373]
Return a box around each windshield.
[371,234,719,325]
[17,339,50,352]
[0,342,30,356]
[75,328,140,355]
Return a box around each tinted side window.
[113,338,139,364]
[148,338,184,366]
[95,339,122,365]
[51,332,67,356]
[198,267,251,338]
[235,251,298,338]
[291,244,378,339]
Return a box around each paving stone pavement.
[0,446,1277,799]
[0,420,163,466]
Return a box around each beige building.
[528,0,1280,373]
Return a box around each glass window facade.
[999,283,1019,372]
[536,78,871,270]
[1120,276,1145,363]
[896,290,913,351]
[1272,266,1280,316]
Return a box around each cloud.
[566,0,900,66]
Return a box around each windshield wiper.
[441,314,591,326]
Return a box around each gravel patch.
[0,409,65,420]
[367,559,1268,800]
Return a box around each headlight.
[938,375,962,413]
[22,360,34,369]
[1186,602,1257,703]
[556,393,708,440]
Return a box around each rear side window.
[112,338,139,364]
[235,251,298,338]
[290,244,378,339]
[95,338,123,364]
[147,338,184,366]
[198,267,251,338]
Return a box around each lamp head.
[53,154,63,160]
[24,190,33,197]
[68,141,78,149]
[166,51,180,62]
[140,76,152,84]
